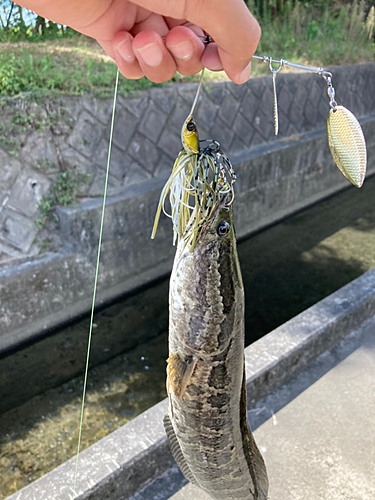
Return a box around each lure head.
[181,115,200,154]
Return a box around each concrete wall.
[1,63,375,351]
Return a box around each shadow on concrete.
[129,465,188,500]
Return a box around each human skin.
[17,0,261,84]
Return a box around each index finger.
[133,0,261,83]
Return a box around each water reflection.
[240,175,375,343]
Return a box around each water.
[0,334,168,498]
[240,175,375,344]
[1,176,375,498]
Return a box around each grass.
[0,37,164,97]
[0,1,373,97]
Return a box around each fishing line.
[71,69,119,500]
[188,68,205,117]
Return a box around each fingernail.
[237,62,252,84]
[116,38,135,63]
[135,43,163,67]
[168,40,194,61]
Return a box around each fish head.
[181,115,200,154]
[196,196,235,249]
[179,193,237,261]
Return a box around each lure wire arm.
[253,54,332,82]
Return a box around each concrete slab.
[154,316,375,500]
[255,318,375,500]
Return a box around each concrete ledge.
[8,267,375,500]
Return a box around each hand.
[18,0,261,84]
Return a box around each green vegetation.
[0,1,75,41]
[252,0,375,69]
[36,170,91,229]
[0,1,373,96]
[0,97,74,158]
[0,41,163,97]
[35,237,53,252]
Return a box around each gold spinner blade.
[327,105,367,188]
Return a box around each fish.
[164,193,269,500]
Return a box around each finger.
[201,43,223,72]
[218,47,254,84]
[133,0,261,83]
[110,32,144,80]
[131,11,169,37]
[165,26,204,76]
[184,0,260,83]
[164,17,205,38]
[133,30,177,83]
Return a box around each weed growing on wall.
[36,170,91,229]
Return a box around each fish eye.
[187,121,196,132]
[216,221,230,237]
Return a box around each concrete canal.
[1,174,375,499]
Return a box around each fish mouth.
[175,189,231,253]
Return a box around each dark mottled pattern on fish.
[165,198,269,500]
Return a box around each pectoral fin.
[240,364,269,500]
[166,352,197,400]
[164,414,198,485]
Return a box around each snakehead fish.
[164,194,269,500]
[152,106,269,499]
